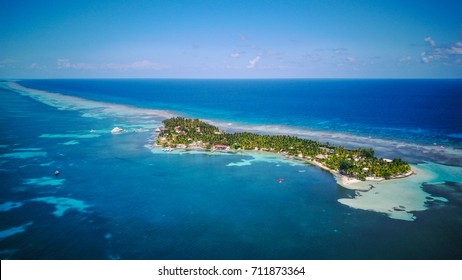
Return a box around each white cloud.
[448,42,462,55]
[129,60,162,69]
[421,52,431,63]
[247,56,261,69]
[305,52,322,62]
[57,58,71,69]
[57,59,164,71]
[420,40,462,64]
[106,60,164,70]
[333,48,348,55]
[57,59,96,70]
[424,37,436,47]
[230,52,241,58]
[28,63,42,69]
[345,56,355,63]
[399,56,412,62]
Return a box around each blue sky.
[1,0,461,78]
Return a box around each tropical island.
[155,117,412,185]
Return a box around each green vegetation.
[157,117,411,180]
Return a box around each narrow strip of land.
[155,117,413,187]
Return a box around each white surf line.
[1,81,176,121]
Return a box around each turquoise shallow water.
[1,80,462,259]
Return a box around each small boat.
[276,178,285,183]
[111,127,123,134]
[54,170,60,176]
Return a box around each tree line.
[157,117,411,180]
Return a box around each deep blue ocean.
[1,79,462,259]
[18,79,462,146]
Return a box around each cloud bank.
[420,38,462,64]
[56,59,165,70]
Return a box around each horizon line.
[3,77,462,81]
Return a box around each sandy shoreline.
[149,141,416,191]
[337,162,458,221]
[335,170,415,191]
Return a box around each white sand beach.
[337,162,462,221]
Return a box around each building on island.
[213,145,230,151]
